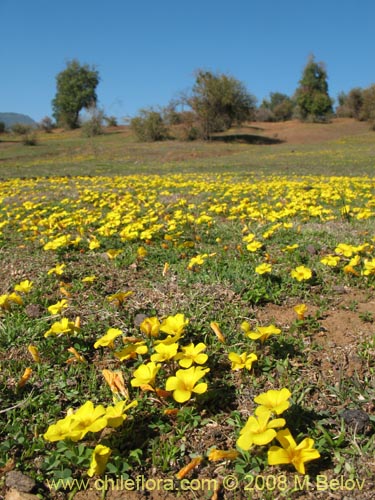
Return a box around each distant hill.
[0,112,36,129]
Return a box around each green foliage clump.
[81,107,104,137]
[130,108,168,142]
[295,55,333,122]
[52,59,100,130]
[188,69,256,139]
[259,92,294,122]
[11,123,37,145]
[38,116,55,133]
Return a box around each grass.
[1,120,375,499]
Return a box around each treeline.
[2,55,375,144]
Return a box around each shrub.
[81,107,104,137]
[0,121,5,134]
[104,115,118,127]
[11,123,37,145]
[130,109,168,142]
[39,116,55,133]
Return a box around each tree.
[52,60,100,129]
[336,88,364,118]
[260,92,294,121]
[360,85,375,128]
[188,70,256,139]
[295,56,333,122]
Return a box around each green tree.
[260,92,294,121]
[52,60,100,129]
[360,85,375,128]
[188,70,256,138]
[295,56,333,122]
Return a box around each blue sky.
[2,0,375,122]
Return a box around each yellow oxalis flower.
[268,428,320,474]
[131,362,160,389]
[237,410,286,450]
[44,317,79,337]
[102,369,128,398]
[14,280,33,293]
[87,444,112,477]
[27,345,40,363]
[208,448,239,461]
[105,400,138,428]
[241,322,281,343]
[47,299,68,315]
[43,401,108,442]
[228,352,257,371]
[114,342,148,361]
[175,343,208,368]
[106,249,123,259]
[254,388,292,415]
[140,317,161,337]
[165,366,210,403]
[290,266,312,281]
[47,263,65,276]
[107,291,133,306]
[293,303,307,320]
[160,313,189,337]
[94,328,123,349]
[150,342,179,362]
[255,263,272,275]
[17,367,33,388]
[320,255,341,267]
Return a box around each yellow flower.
[27,345,40,363]
[255,263,272,275]
[105,400,137,428]
[131,362,160,389]
[362,258,375,276]
[175,343,208,368]
[106,249,122,259]
[8,292,23,305]
[14,280,33,294]
[140,317,161,337]
[114,342,148,361]
[107,291,133,306]
[160,313,189,337]
[136,246,148,260]
[237,410,286,450]
[210,321,225,343]
[228,352,258,371]
[66,347,86,364]
[294,303,307,320]
[65,401,108,441]
[102,369,128,398]
[47,263,65,276]
[150,342,179,362]
[290,265,312,281]
[320,255,340,267]
[165,366,210,403]
[241,322,281,343]
[82,275,96,282]
[254,388,292,415]
[94,328,123,349]
[246,240,263,252]
[47,299,68,315]
[44,317,79,337]
[87,445,112,477]
[17,367,33,388]
[268,428,320,474]
[208,448,239,461]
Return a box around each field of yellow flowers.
[1,170,375,499]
